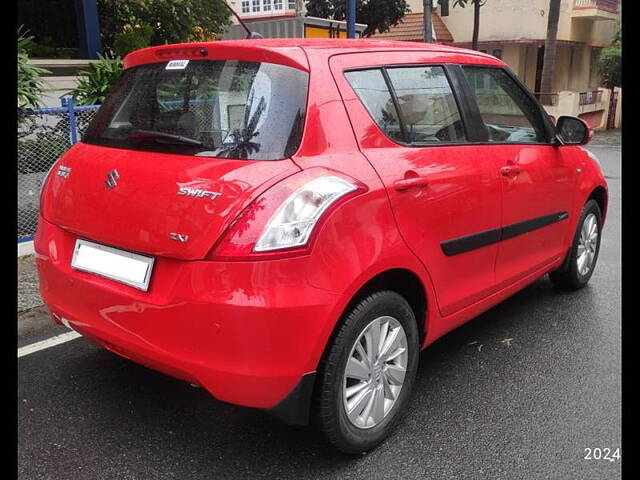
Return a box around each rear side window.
[344,69,404,143]
[345,66,467,145]
[83,60,308,160]
[386,66,466,144]
[461,67,549,143]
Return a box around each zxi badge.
[170,233,189,242]
[105,169,120,189]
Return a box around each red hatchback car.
[35,39,607,453]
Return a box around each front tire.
[549,199,602,290]
[313,291,420,453]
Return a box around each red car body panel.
[329,52,504,317]
[489,144,577,288]
[41,142,300,260]
[35,39,608,422]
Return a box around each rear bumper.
[35,216,346,423]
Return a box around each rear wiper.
[129,129,203,147]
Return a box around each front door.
[331,53,503,317]
[460,66,577,288]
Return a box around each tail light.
[207,169,366,260]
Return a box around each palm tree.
[539,0,561,95]
[453,0,486,51]
[216,91,266,159]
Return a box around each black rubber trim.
[264,372,316,426]
[441,211,569,257]
[441,227,501,256]
[501,212,568,241]
[444,64,489,143]
[380,68,409,143]
[554,246,573,275]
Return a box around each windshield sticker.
[166,60,189,70]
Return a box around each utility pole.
[347,0,356,38]
[423,0,433,43]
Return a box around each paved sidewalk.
[18,255,41,313]
[591,128,621,147]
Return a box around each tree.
[539,0,561,95]
[598,27,621,90]
[453,0,486,51]
[98,0,232,53]
[18,27,50,109]
[305,0,410,37]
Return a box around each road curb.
[18,240,34,257]
[18,305,53,339]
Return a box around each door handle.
[500,165,522,176]
[394,177,429,191]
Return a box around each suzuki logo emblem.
[105,169,120,189]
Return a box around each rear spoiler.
[123,42,310,72]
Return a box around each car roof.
[124,38,502,71]
[217,38,495,56]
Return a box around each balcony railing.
[579,90,603,106]
[534,92,559,106]
[574,0,620,13]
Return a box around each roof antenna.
[220,0,264,39]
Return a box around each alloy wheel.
[577,212,599,276]
[342,316,408,429]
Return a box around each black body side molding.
[441,211,569,257]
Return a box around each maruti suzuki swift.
[35,39,608,453]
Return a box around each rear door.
[459,66,577,288]
[331,52,502,317]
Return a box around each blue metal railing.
[18,98,101,243]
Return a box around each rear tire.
[313,291,420,454]
[549,199,602,290]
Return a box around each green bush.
[18,26,50,109]
[113,23,154,57]
[598,47,621,90]
[598,27,621,90]
[71,53,123,105]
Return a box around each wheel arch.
[588,185,608,222]
[336,268,428,346]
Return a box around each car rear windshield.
[82,60,309,160]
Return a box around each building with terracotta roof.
[371,11,453,43]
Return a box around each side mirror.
[555,116,592,146]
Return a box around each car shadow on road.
[49,275,602,476]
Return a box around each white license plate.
[71,239,154,291]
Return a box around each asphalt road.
[18,143,621,479]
